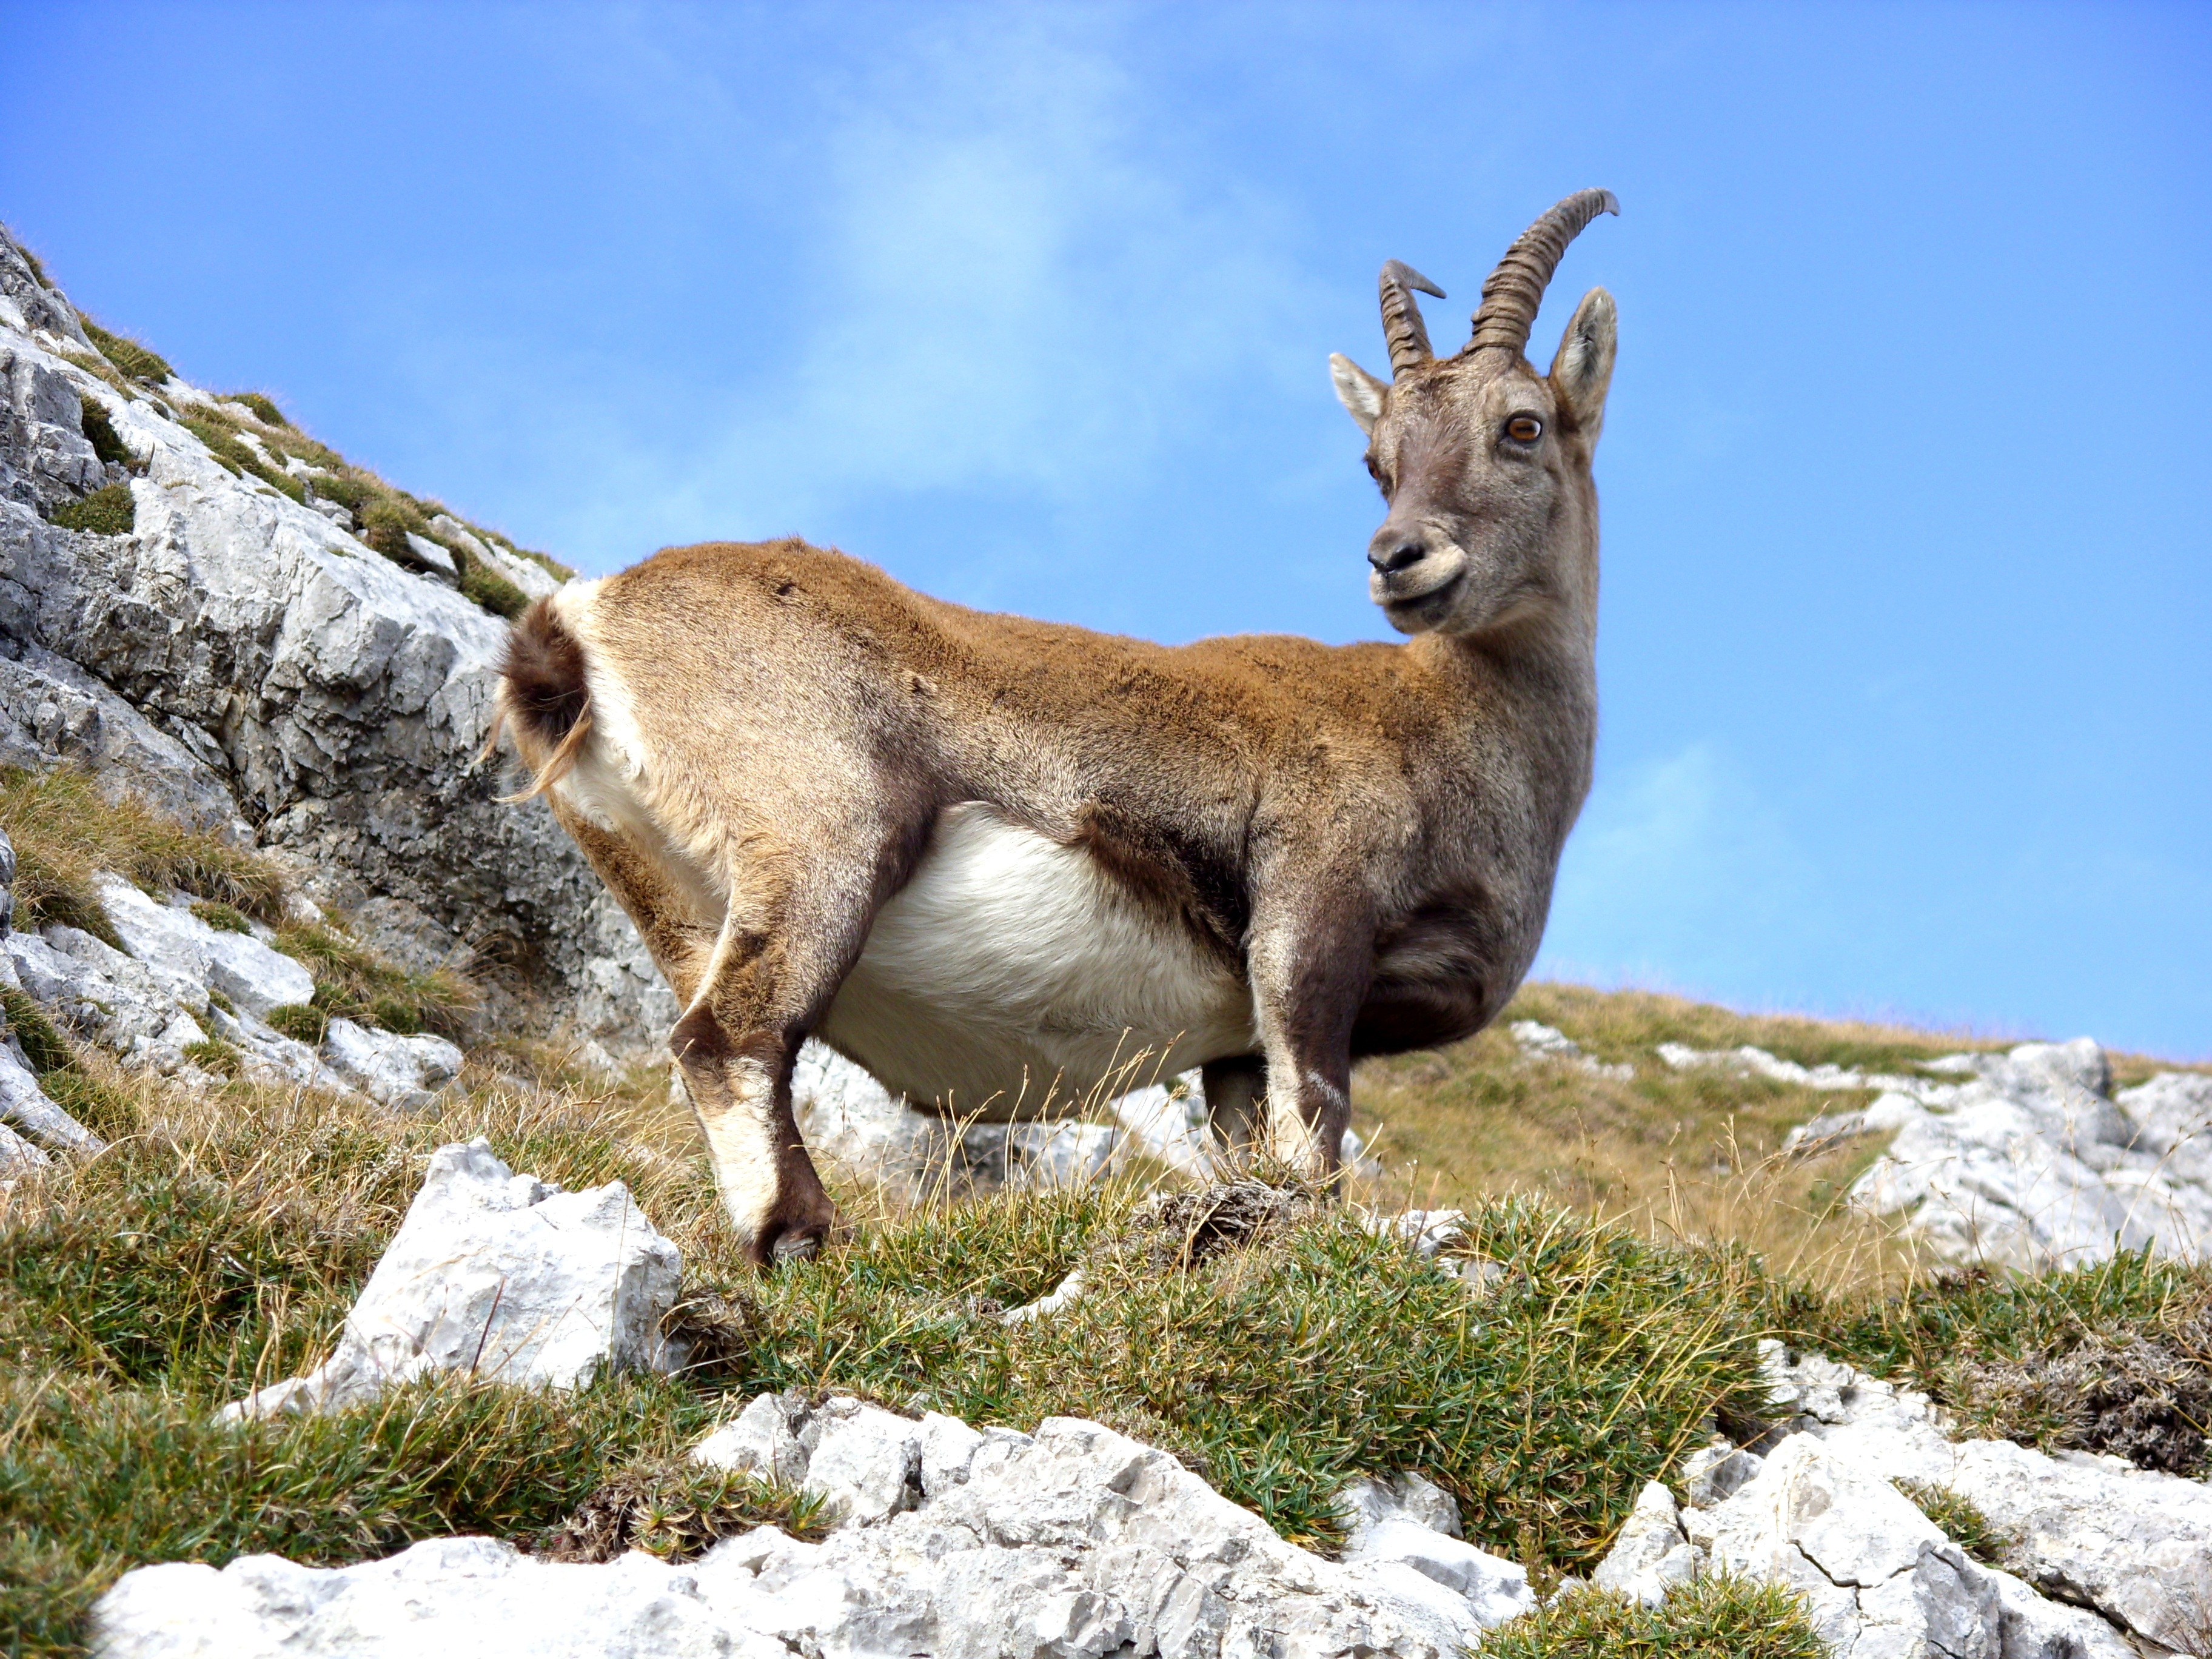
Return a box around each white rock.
[0,1028,99,1154]
[998,1266,1090,1325]
[1761,1341,2212,1651]
[432,515,560,602]
[107,1415,1518,1657]
[93,875,315,1016]
[93,1537,789,1659]
[0,249,668,1048]
[964,1118,1121,1190]
[1111,1076,1219,1175]
[1510,1019,1635,1080]
[1343,1518,1535,1627]
[0,1111,50,1173]
[2119,1070,2212,1178]
[400,529,458,581]
[1849,1040,2212,1267]
[695,1392,922,1528]
[1657,1039,1960,1104]
[693,1392,815,1486]
[793,1398,924,1527]
[1679,1440,1763,1507]
[320,1017,463,1110]
[1591,1480,1705,1607]
[1705,1433,2016,1658]
[221,1138,680,1419]
[1338,1470,1464,1541]
[6,923,198,1075]
[1369,1208,1468,1256]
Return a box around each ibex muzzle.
[495,191,1618,1268]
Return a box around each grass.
[1895,1479,2012,1566]
[0,766,285,948]
[187,900,250,934]
[179,413,306,504]
[1,1000,2206,1655]
[276,923,480,1039]
[1779,1253,2212,1472]
[75,317,171,386]
[225,392,289,427]
[0,780,2203,1654]
[1350,984,1957,1294]
[1477,1578,1824,1658]
[0,990,138,1143]
[47,483,134,537]
[54,280,558,617]
[76,395,130,468]
[459,554,531,619]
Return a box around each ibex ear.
[1330,353,1388,434]
[1548,287,1617,439]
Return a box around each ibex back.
[496,190,1619,1265]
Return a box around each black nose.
[1369,540,1428,575]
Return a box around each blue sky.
[5,2,2207,1056]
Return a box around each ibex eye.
[1505,415,1543,443]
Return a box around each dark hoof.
[766,1227,827,1267]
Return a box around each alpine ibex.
[495,189,1619,1265]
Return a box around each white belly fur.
[818,803,1257,1121]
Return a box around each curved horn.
[1378,259,1446,379]
[1466,189,1619,361]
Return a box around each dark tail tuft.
[493,597,592,799]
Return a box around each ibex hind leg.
[1201,1056,1266,1168]
[667,841,910,1269]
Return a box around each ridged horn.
[1378,259,1446,379]
[1466,189,1619,361]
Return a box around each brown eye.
[1505,414,1543,444]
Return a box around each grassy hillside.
[5,782,2211,1655]
[1352,982,2187,1291]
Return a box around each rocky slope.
[0,223,669,1045]
[82,1137,2212,1658]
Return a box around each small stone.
[222,1139,680,1420]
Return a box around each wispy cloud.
[535,11,1318,564]
[1535,741,1834,1000]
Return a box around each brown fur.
[498,598,593,800]
[497,195,1618,1267]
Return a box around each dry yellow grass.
[1352,984,2085,1292]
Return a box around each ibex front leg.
[1244,885,1373,1181]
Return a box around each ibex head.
[1331,190,1618,638]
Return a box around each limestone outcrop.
[222,1138,682,1420]
[0,221,669,1045]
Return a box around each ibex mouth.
[1379,570,1464,631]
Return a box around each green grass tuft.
[1895,1478,2012,1566]
[48,483,134,537]
[188,900,251,934]
[279,923,478,1040]
[179,414,305,504]
[76,395,131,468]
[0,766,287,946]
[1477,1578,1825,1658]
[357,497,433,565]
[1,987,75,1076]
[227,392,289,427]
[0,1373,719,1656]
[264,1002,330,1045]
[725,1191,1768,1572]
[459,554,530,619]
[181,1038,243,1077]
[538,1457,826,1563]
[76,317,172,385]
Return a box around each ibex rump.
[498,190,1618,1265]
